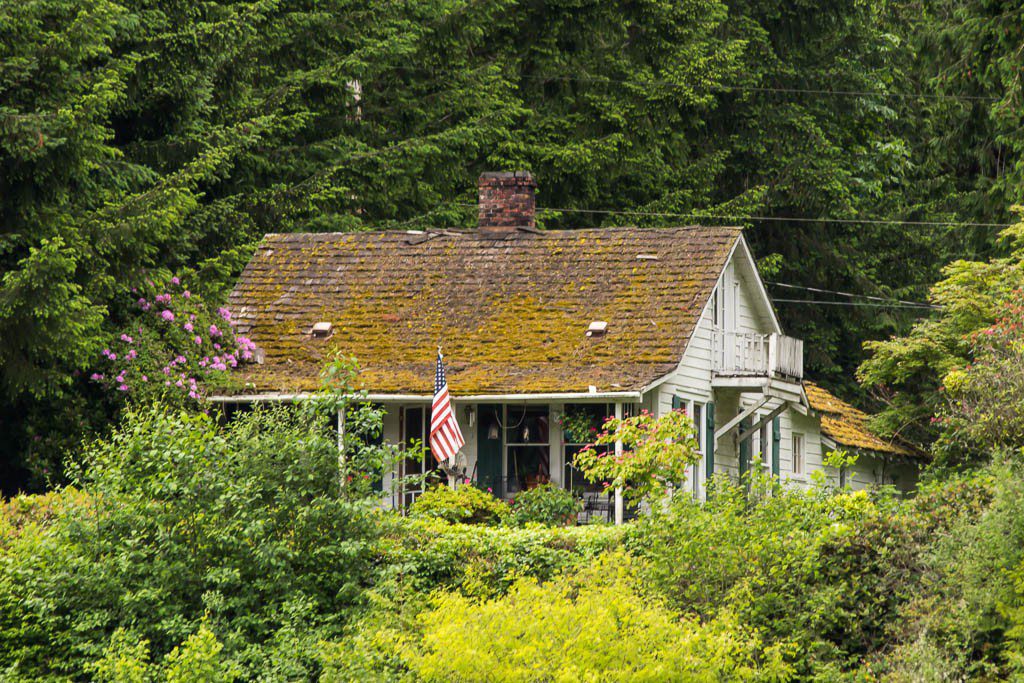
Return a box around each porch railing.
[711,331,803,380]
[474,475,635,524]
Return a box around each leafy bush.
[629,471,913,676]
[90,624,241,683]
[375,516,625,600]
[876,464,1021,681]
[508,483,582,527]
[90,276,256,404]
[574,409,699,504]
[408,484,508,525]
[0,400,384,680]
[323,553,793,682]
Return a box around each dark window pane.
[507,445,550,492]
[505,406,549,444]
[562,403,612,444]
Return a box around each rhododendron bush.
[91,277,254,403]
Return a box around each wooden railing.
[711,331,803,380]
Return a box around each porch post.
[614,402,624,526]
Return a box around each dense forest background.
[2,0,1023,490]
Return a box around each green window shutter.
[671,395,683,411]
[476,404,503,494]
[739,415,751,479]
[771,416,781,477]
[705,402,715,479]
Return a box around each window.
[792,433,805,475]
[505,406,550,494]
[563,403,612,494]
[399,406,443,507]
[760,421,771,471]
[692,403,704,494]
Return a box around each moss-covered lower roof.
[227,226,741,395]
[804,382,921,459]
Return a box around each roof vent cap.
[311,321,333,338]
[636,253,659,261]
[586,320,608,337]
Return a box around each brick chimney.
[477,171,536,236]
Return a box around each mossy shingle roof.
[804,382,921,459]
[228,226,741,395]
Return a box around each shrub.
[408,484,509,525]
[508,484,582,527]
[324,553,793,682]
[629,472,911,676]
[90,624,241,683]
[375,516,625,600]
[574,409,699,504]
[90,276,256,405]
[0,400,384,680]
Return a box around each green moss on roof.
[804,382,922,459]
[228,226,741,395]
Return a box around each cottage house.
[216,172,922,513]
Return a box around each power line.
[516,73,1003,104]
[772,298,938,310]
[528,205,1012,229]
[766,281,940,308]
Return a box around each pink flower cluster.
[90,274,254,402]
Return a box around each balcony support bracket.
[715,397,772,442]
[736,401,788,445]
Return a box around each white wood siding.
[648,237,898,497]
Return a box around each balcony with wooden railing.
[711,331,804,381]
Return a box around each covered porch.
[376,395,642,519]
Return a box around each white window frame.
[676,397,706,495]
[759,420,771,472]
[792,433,805,475]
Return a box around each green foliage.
[375,516,624,601]
[574,409,699,504]
[865,467,1017,681]
[508,484,582,527]
[8,416,1024,680]
[860,216,1024,458]
[629,473,911,676]
[326,553,793,683]
[90,624,241,683]
[408,484,509,526]
[0,399,384,680]
[935,291,1024,461]
[559,408,600,444]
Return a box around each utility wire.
[766,281,940,308]
[528,205,1012,229]
[772,298,939,310]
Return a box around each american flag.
[430,351,465,464]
